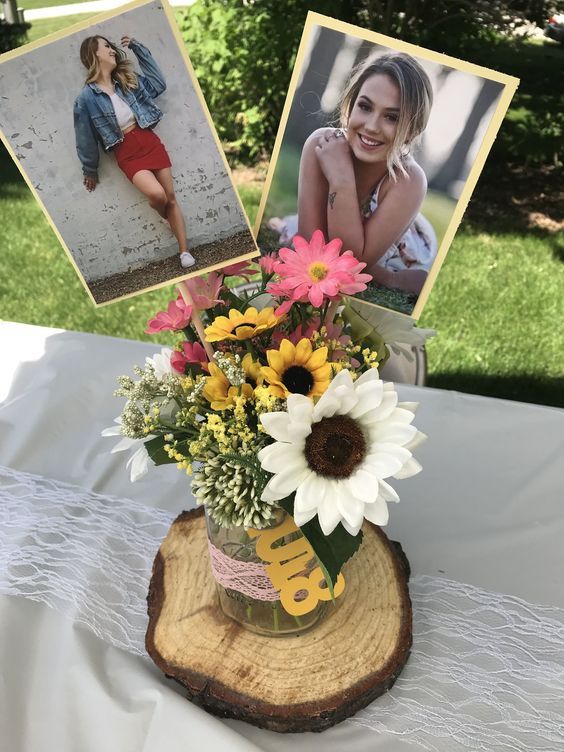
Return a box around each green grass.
[2,29,563,408]
[21,0,93,9]
[25,13,93,43]
[420,228,564,405]
[23,7,189,45]
[0,155,263,343]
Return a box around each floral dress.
[361,176,437,272]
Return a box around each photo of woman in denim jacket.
[74,35,195,269]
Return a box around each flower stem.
[178,282,215,361]
[326,298,340,326]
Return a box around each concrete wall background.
[0,1,250,283]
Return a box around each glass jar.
[205,508,329,636]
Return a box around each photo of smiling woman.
[269,52,435,299]
[300,53,434,296]
[261,20,509,316]
[74,34,195,270]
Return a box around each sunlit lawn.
[23,8,189,45]
[2,24,563,407]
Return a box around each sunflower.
[202,354,262,410]
[261,338,330,399]
[258,368,426,536]
[204,307,280,342]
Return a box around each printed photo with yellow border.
[255,12,519,319]
[0,0,258,306]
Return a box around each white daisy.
[101,417,151,482]
[145,347,175,379]
[257,369,425,536]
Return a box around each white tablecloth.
[1,321,563,751]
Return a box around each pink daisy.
[184,271,224,311]
[145,296,192,334]
[221,260,257,280]
[267,230,371,313]
[170,341,210,374]
[259,253,278,275]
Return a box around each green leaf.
[144,435,177,466]
[279,496,363,592]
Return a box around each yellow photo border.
[0,0,259,307]
[254,11,519,320]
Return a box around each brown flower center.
[282,365,314,395]
[304,415,366,478]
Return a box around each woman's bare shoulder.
[382,159,427,201]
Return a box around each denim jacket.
[73,40,166,180]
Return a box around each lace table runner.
[1,464,563,751]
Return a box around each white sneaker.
[180,251,195,269]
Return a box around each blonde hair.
[80,36,138,92]
[340,52,433,179]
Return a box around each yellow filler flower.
[204,307,280,342]
[261,338,330,399]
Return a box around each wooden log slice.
[146,507,411,733]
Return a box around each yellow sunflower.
[202,354,262,410]
[261,338,331,399]
[204,307,280,342]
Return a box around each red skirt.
[114,126,171,182]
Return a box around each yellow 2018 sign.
[248,515,345,616]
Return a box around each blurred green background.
[1,0,563,406]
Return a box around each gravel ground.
[88,230,257,304]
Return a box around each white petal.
[346,469,379,503]
[260,412,291,443]
[341,518,362,536]
[327,368,354,392]
[397,401,419,413]
[312,393,340,421]
[388,407,416,425]
[258,442,307,474]
[393,457,422,479]
[294,472,327,514]
[291,424,314,441]
[364,444,411,478]
[126,446,149,482]
[287,393,314,423]
[336,489,364,534]
[348,380,384,419]
[404,430,427,452]
[262,465,311,500]
[361,388,398,424]
[368,421,417,446]
[333,384,359,415]
[378,479,400,502]
[293,504,318,527]
[110,436,137,454]
[363,496,390,526]
[318,495,342,536]
[101,424,122,437]
[355,368,381,387]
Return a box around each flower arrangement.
[106,231,427,592]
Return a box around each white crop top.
[110,93,136,131]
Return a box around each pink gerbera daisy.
[267,230,371,314]
[145,296,192,334]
